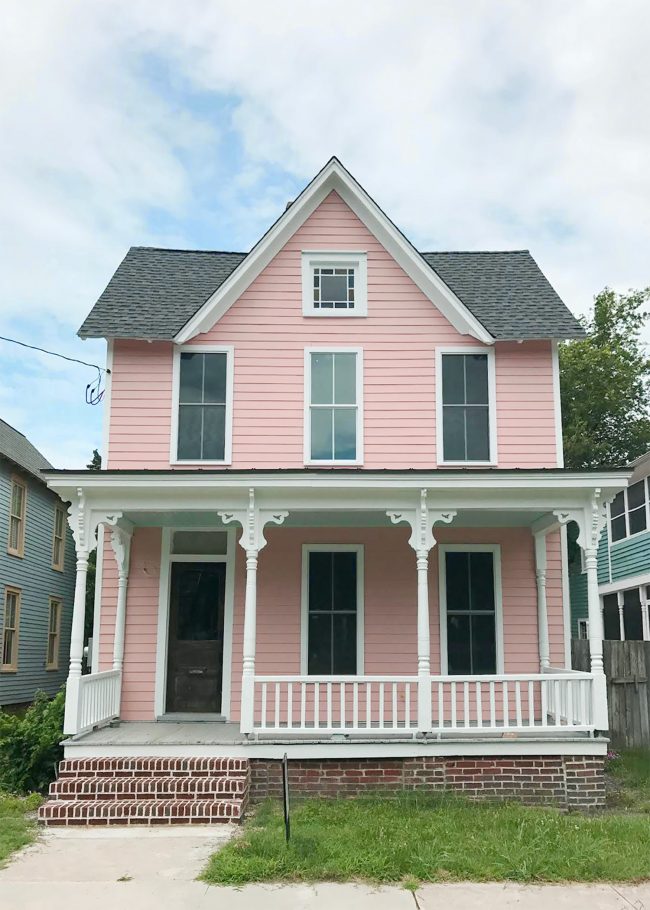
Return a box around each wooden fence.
[572,640,650,748]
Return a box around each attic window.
[302,252,367,317]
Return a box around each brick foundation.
[249,755,605,811]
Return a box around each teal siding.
[0,459,76,706]
[569,571,588,638]
[610,530,650,582]
[597,528,609,584]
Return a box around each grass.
[606,749,650,812]
[0,793,42,867]
[203,790,650,886]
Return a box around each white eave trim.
[174,158,494,345]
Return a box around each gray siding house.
[0,419,76,708]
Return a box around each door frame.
[155,527,236,718]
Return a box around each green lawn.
[0,793,41,867]
[203,786,650,886]
[606,749,650,812]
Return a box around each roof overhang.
[175,158,494,345]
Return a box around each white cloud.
[1,0,649,465]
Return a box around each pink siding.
[107,191,559,470]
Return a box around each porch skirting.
[249,755,606,811]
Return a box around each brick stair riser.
[57,758,248,778]
[49,777,249,800]
[39,798,244,826]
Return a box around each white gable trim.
[175,158,494,344]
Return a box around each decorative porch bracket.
[387,489,456,735]
[108,519,134,676]
[554,488,611,731]
[64,487,124,734]
[219,488,288,735]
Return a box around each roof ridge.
[0,417,26,438]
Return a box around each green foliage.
[606,749,650,813]
[560,287,650,469]
[203,794,650,885]
[0,689,65,794]
[0,793,41,867]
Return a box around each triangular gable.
[175,157,494,344]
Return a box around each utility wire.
[0,334,110,373]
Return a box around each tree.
[560,287,650,469]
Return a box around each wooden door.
[165,562,226,713]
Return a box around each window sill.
[0,667,17,674]
[52,565,64,573]
[170,460,232,467]
[302,310,367,318]
[437,461,497,468]
[611,529,650,546]
[7,549,24,559]
[305,461,364,468]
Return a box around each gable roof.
[78,158,584,343]
[0,418,52,481]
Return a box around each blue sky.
[1,0,649,467]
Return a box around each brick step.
[57,756,249,778]
[39,797,244,826]
[49,774,249,800]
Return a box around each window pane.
[611,515,626,542]
[602,593,620,639]
[623,589,644,640]
[11,483,23,516]
[172,531,228,555]
[309,552,333,612]
[177,405,202,460]
[332,613,357,674]
[447,614,471,674]
[320,273,348,303]
[465,355,489,405]
[628,480,646,511]
[334,354,356,404]
[179,353,203,403]
[610,491,625,519]
[442,355,465,405]
[308,614,332,674]
[469,552,494,611]
[334,409,356,460]
[203,354,227,404]
[442,407,465,461]
[311,407,333,460]
[202,405,226,460]
[629,506,647,535]
[446,552,470,611]
[311,353,333,405]
[465,407,490,461]
[332,552,357,611]
[471,613,496,673]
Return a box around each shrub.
[0,689,65,794]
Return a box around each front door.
[166,562,226,713]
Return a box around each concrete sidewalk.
[0,826,648,909]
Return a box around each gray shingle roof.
[78,246,584,342]
[0,419,52,481]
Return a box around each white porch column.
[533,531,551,671]
[640,586,650,641]
[617,590,626,641]
[388,490,456,735]
[219,489,288,736]
[109,521,133,673]
[556,490,609,731]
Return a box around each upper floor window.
[301,252,367,316]
[172,348,233,463]
[2,586,20,672]
[52,505,66,571]
[610,478,648,542]
[305,349,362,464]
[46,596,62,670]
[8,476,26,557]
[437,349,496,464]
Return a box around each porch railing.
[74,670,121,735]
[252,671,594,736]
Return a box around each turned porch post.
[219,489,288,736]
[109,521,133,674]
[388,491,456,735]
[533,531,551,671]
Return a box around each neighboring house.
[40,158,629,826]
[0,419,76,709]
[571,450,650,641]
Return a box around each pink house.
[41,159,629,825]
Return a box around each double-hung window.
[174,348,232,463]
[2,586,20,672]
[610,478,648,542]
[438,350,495,464]
[303,546,363,674]
[440,546,501,674]
[306,350,362,463]
[52,505,66,571]
[46,597,62,670]
[8,477,26,557]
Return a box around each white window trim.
[304,347,364,466]
[435,346,498,467]
[301,250,368,317]
[154,527,236,718]
[300,543,365,675]
[438,543,504,674]
[577,618,589,640]
[170,345,234,466]
[608,475,650,546]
